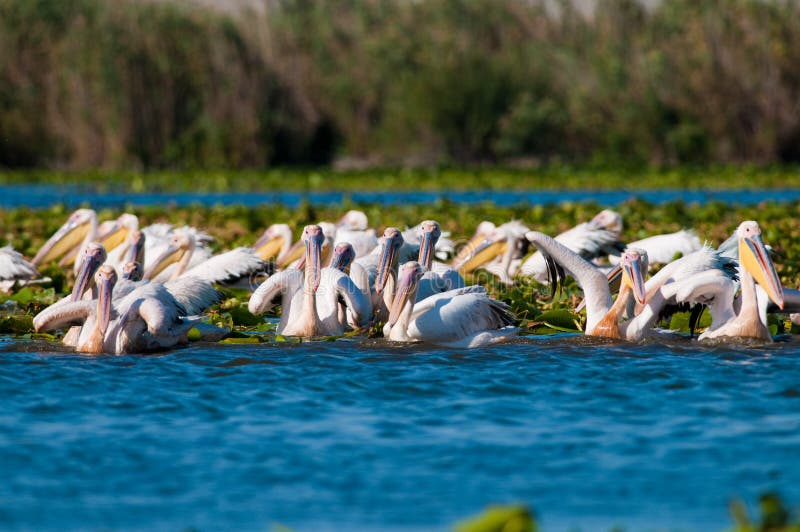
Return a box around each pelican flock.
[1,205,792,354]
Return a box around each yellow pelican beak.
[739,231,784,309]
[33,218,93,266]
[253,232,286,262]
[387,262,422,328]
[96,222,130,253]
[278,240,305,268]
[144,244,186,280]
[454,233,507,275]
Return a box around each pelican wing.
[610,230,702,265]
[430,261,465,289]
[521,223,623,280]
[34,300,95,332]
[164,277,221,315]
[248,269,303,315]
[0,245,39,280]
[407,286,516,345]
[335,229,378,257]
[183,247,267,285]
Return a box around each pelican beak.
[305,235,323,292]
[454,236,507,274]
[32,218,92,266]
[622,255,647,305]
[71,247,106,302]
[740,233,785,309]
[96,268,116,336]
[418,230,436,269]
[253,233,285,261]
[387,265,420,328]
[278,240,305,268]
[375,240,397,295]
[96,222,130,253]
[144,244,185,280]
[125,230,145,266]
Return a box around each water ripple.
[0,337,799,531]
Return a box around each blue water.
[4,184,800,208]
[2,334,799,531]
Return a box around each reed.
[2,0,800,169]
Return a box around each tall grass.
[2,0,800,169]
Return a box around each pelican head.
[144,230,194,280]
[452,221,497,271]
[330,242,356,272]
[302,225,325,292]
[86,265,117,354]
[417,220,441,269]
[387,261,424,328]
[122,261,144,282]
[71,242,107,302]
[96,213,139,253]
[124,230,146,266]
[620,247,648,305]
[591,209,623,234]
[338,210,368,231]
[32,208,97,266]
[375,227,404,294]
[253,224,292,262]
[737,221,784,309]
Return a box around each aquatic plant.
[1,197,800,340]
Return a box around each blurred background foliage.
[2,0,800,170]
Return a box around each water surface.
[1,335,799,531]
[5,184,800,208]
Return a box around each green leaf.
[220,336,262,344]
[454,505,536,532]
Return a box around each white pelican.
[65,243,218,346]
[249,225,369,337]
[609,229,702,266]
[415,220,465,297]
[451,221,496,269]
[251,224,295,263]
[335,210,379,258]
[32,208,99,274]
[144,228,267,286]
[99,214,141,268]
[452,220,531,284]
[526,231,666,341]
[329,242,373,330]
[520,209,624,282]
[671,221,785,341]
[403,223,456,261]
[383,261,517,348]
[34,265,199,354]
[0,245,41,292]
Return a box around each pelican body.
[383,261,517,348]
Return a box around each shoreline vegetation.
[2,167,800,192]
[2,199,800,338]
[3,0,800,170]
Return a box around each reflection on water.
[1,335,799,531]
[5,184,800,208]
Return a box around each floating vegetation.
[3,198,800,341]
